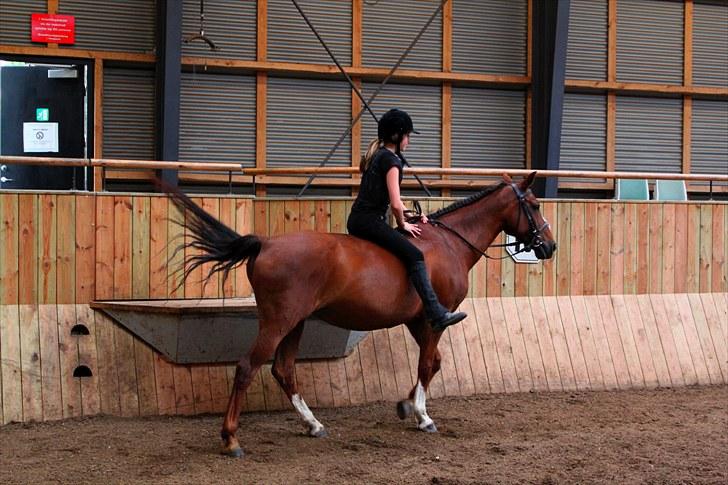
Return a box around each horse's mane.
[428,181,507,220]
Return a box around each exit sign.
[36,108,49,121]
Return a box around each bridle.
[428,183,551,261]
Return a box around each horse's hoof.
[397,400,413,420]
[309,427,328,438]
[420,423,438,433]
[221,446,244,458]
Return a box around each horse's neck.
[437,194,506,269]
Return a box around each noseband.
[428,183,550,260]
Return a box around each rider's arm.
[386,166,406,229]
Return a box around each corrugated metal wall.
[560,93,607,173]
[360,82,441,167]
[691,99,728,177]
[451,87,525,169]
[58,0,155,53]
[181,0,256,60]
[268,0,351,65]
[566,0,607,81]
[363,0,442,71]
[615,96,682,173]
[452,0,527,75]
[0,0,46,46]
[266,76,351,168]
[617,0,683,85]
[102,68,156,160]
[693,0,728,88]
[178,72,256,166]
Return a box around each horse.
[165,171,556,457]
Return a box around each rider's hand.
[420,214,429,224]
[402,221,422,238]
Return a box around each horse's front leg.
[271,320,327,438]
[398,321,442,433]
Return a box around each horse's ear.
[502,173,513,184]
[520,171,537,190]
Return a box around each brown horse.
[166,172,555,457]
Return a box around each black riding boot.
[409,261,467,332]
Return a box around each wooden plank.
[328,358,350,408]
[343,346,366,405]
[685,205,701,293]
[38,194,57,305]
[18,194,38,305]
[498,298,531,393]
[557,297,594,390]
[459,299,489,395]
[371,329,398,401]
[172,366,196,415]
[529,297,563,391]
[698,205,712,293]
[387,326,414,399]
[658,294,699,385]
[294,362,319,408]
[711,205,726,292]
[648,204,663,293]
[542,202,557,296]
[610,295,645,388]
[56,196,75,304]
[19,305,42,421]
[646,294,686,386]
[634,295,673,388]
[595,203,611,294]
[75,195,95,304]
[555,203,571,295]
[330,201,347,235]
[609,203,624,295]
[623,203,637,294]
[218,198,236,298]
[201,198,221,297]
[234,199,253,297]
[623,295,659,387]
[190,366,214,413]
[712,293,727,352]
[582,296,619,389]
[673,204,688,293]
[437,327,462,396]
[514,297,549,391]
[674,293,711,385]
[473,299,504,393]
[311,361,335,408]
[93,310,120,415]
[355,333,382,402]
[76,304,100,416]
[583,203,598,294]
[570,202,585,295]
[39,304,63,420]
[0,305,22,423]
[700,294,727,383]
[661,204,676,293]
[486,233,502,297]
[500,255,515,297]
[542,297,577,390]
[446,312,476,396]
[687,293,722,385]
[314,200,330,233]
[471,259,487,299]
[167,202,185,298]
[514,260,529,297]
[94,197,114,301]
[597,295,633,389]
[635,204,649,294]
[57,304,82,418]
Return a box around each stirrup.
[430,311,467,333]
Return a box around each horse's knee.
[234,361,252,389]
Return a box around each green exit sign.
[36,108,49,121]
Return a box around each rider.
[347,108,467,333]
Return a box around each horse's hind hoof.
[221,446,244,458]
[397,400,413,420]
[420,423,438,433]
[310,427,328,438]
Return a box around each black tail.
[159,180,262,287]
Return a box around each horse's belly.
[313,296,421,331]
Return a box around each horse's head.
[499,172,556,260]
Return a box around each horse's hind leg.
[399,321,442,433]
[221,321,293,457]
[271,320,327,438]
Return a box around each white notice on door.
[23,122,59,153]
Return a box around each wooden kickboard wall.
[0,193,726,424]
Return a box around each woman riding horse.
[348,109,467,333]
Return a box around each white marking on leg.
[291,394,325,435]
[413,380,434,430]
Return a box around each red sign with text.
[31,14,75,44]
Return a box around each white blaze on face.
[413,380,434,430]
[291,394,325,435]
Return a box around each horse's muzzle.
[534,240,557,260]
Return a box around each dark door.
[0,63,88,189]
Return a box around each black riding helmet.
[377,108,419,144]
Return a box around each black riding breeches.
[347,211,424,271]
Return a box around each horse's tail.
[159,180,262,286]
